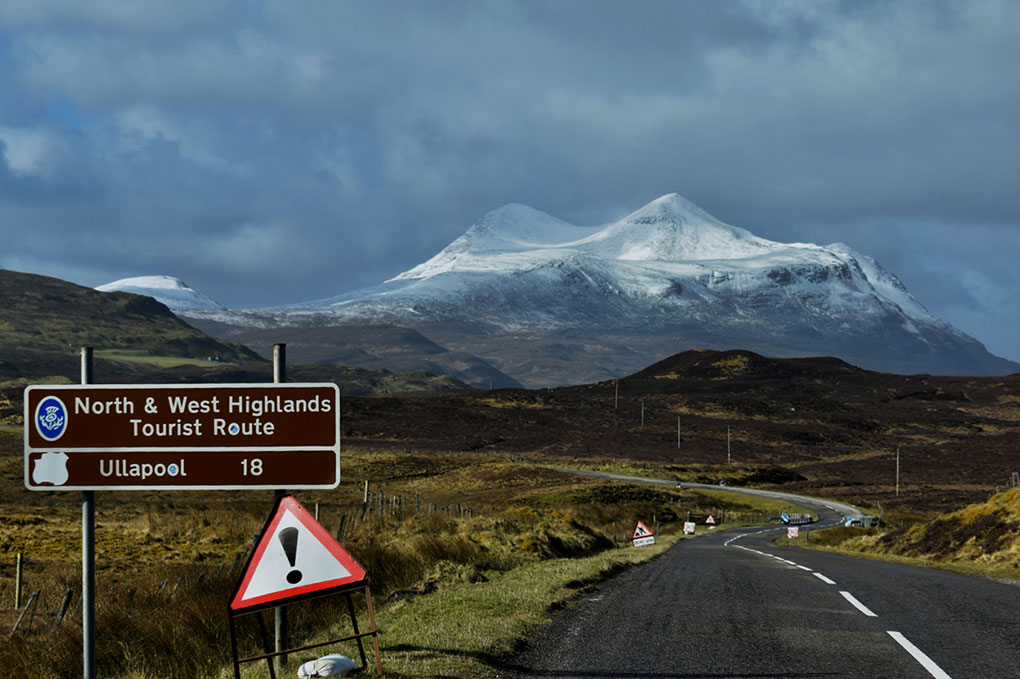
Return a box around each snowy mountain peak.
[622,192,715,223]
[392,202,592,281]
[396,193,787,282]
[96,275,225,311]
[590,193,779,262]
[460,202,585,250]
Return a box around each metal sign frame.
[228,494,381,678]
[228,583,382,679]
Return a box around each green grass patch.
[692,487,812,519]
[785,527,1020,582]
[358,535,681,678]
[95,349,238,368]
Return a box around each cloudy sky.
[1,1,1018,363]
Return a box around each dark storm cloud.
[0,0,1018,360]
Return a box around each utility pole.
[727,426,731,465]
[640,400,644,427]
[614,380,619,409]
[677,416,681,449]
[895,446,900,497]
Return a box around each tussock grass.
[348,535,682,678]
[0,443,807,678]
[0,449,687,678]
[791,488,1020,581]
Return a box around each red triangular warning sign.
[230,495,366,612]
[705,515,716,525]
[632,520,654,539]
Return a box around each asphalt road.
[500,472,1020,678]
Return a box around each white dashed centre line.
[725,514,953,678]
[888,631,953,679]
[840,591,877,617]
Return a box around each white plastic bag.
[296,654,359,678]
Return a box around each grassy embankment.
[788,487,1020,581]
[1,431,808,679]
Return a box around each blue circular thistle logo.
[35,396,68,442]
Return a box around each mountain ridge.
[100,194,1019,385]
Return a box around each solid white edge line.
[888,631,953,679]
[796,565,812,571]
[813,572,836,585]
[840,591,877,617]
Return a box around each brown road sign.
[24,383,340,491]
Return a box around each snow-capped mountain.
[284,193,946,333]
[182,194,1019,385]
[97,275,225,311]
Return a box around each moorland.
[2,268,1020,677]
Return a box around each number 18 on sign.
[24,383,340,491]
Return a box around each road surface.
[500,471,1020,678]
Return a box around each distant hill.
[0,268,262,371]
[186,320,524,389]
[325,347,1020,512]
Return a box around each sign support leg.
[344,591,368,669]
[82,490,95,678]
[228,612,241,679]
[257,610,278,679]
[365,586,383,675]
[81,347,96,679]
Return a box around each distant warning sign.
[230,495,365,612]
[631,520,655,546]
[683,521,696,535]
[787,526,800,539]
[705,515,717,525]
[632,520,654,539]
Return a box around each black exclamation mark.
[279,527,303,584]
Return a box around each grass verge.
[326,535,681,678]
[783,526,1020,582]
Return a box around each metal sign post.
[273,343,288,673]
[81,347,95,679]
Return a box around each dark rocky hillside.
[0,269,262,365]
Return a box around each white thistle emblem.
[40,405,64,432]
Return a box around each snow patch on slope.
[97,275,225,311]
